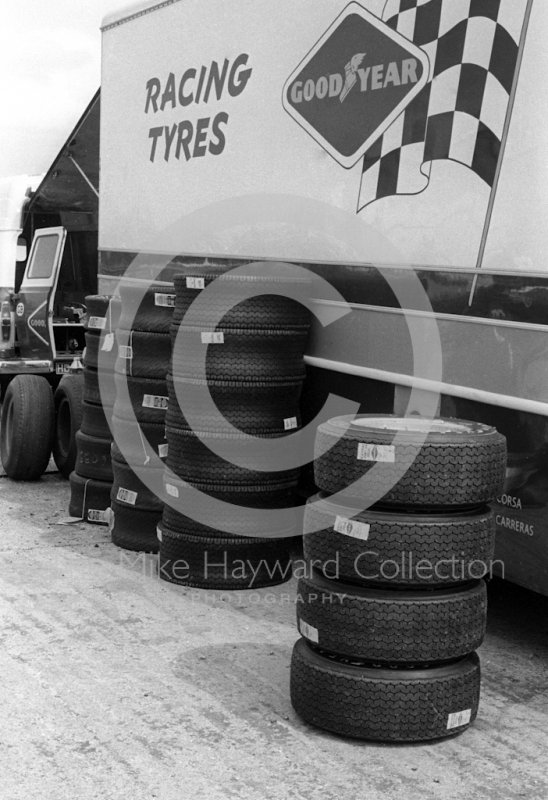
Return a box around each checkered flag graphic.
[358,0,529,211]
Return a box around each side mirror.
[16,237,27,262]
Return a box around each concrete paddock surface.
[0,472,547,800]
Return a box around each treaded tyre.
[158,523,293,589]
[52,374,84,478]
[75,431,113,481]
[296,572,486,663]
[314,415,506,509]
[166,374,303,434]
[290,639,480,742]
[113,373,168,424]
[118,282,176,332]
[85,295,121,332]
[0,375,54,480]
[110,500,160,553]
[83,367,117,407]
[162,476,298,538]
[84,331,118,371]
[165,426,300,485]
[173,271,311,330]
[111,456,164,511]
[69,471,112,524]
[116,329,171,379]
[110,417,167,466]
[171,325,307,381]
[80,400,113,440]
[303,494,496,587]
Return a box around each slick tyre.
[303,495,496,587]
[158,524,293,589]
[296,572,487,663]
[116,329,171,379]
[0,375,54,480]
[80,400,113,440]
[314,415,506,509]
[52,374,84,478]
[83,367,117,408]
[69,472,113,524]
[290,639,480,742]
[75,431,113,481]
[110,500,160,553]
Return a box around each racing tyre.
[296,572,486,663]
[85,295,121,332]
[111,455,164,511]
[110,500,160,553]
[80,400,113,439]
[303,495,496,587]
[110,417,167,466]
[69,471,112,524]
[84,331,118,371]
[52,374,84,478]
[118,282,176,332]
[75,431,113,481]
[290,639,480,742]
[0,375,54,480]
[314,415,506,509]
[83,367,117,407]
[116,329,171,379]
[158,524,293,589]
[113,373,168,424]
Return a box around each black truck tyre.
[52,374,85,478]
[0,375,54,480]
[116,329,171,379]
[118,282,176,333]
[158,523,293,589]
[166,374,303,434]
[69,471,112,524]
[75,431,113,481]
[314,415,507,509]
[165,426,301,486]
[110,500,160,553]
[173,271,311,330]
[296,572,487,663]
[80,400,113,440]
[171,325,308,382]
[303,495,496,587]
[113,373,168,425]
[290,639,480,742]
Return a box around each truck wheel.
[290,639,480,742]
[52,375,84,478]
[0,375,54,480]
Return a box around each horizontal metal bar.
[304,355,548,418]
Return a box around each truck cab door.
[16,227,67,360]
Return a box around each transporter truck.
[0,92,99,480]
[99,0,548,595]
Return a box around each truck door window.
[28,234,59,279]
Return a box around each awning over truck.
[26,90,100,216]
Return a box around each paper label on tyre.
[186,277,205,290]
[118,345,133,360]
[357,444,395,462]
[142,395,168,410]
[334,516,370,541]
[88,316,106,330]
[158,444,168,458]
[166,483,179,498]
[87,509,110,524]
[447,709,472,729]
[299,619,319,644]
[101,332,115,352]
[156,526,163,542]
[284,417,298,431]
[116,488,138,506]
[155,293,176,307]
[201,332,224,344]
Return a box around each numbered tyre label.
[299,619,319,644]
[87,509,110,524]
[116,488,138,506]
[155,293,176,307]
[201,332,225,344]
[118,345,133,360]
[88,316,106,330]
[186,277,205,289]
[158,444,169,458]
[357,443,395,463]
[284,417,298,431]
[166,483,179,498]
[142,395,169,410]
[333,515,370,541]
[447,710,472,729]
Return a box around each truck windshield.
[28,234,59,280]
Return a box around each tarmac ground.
[0,469,547,800]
